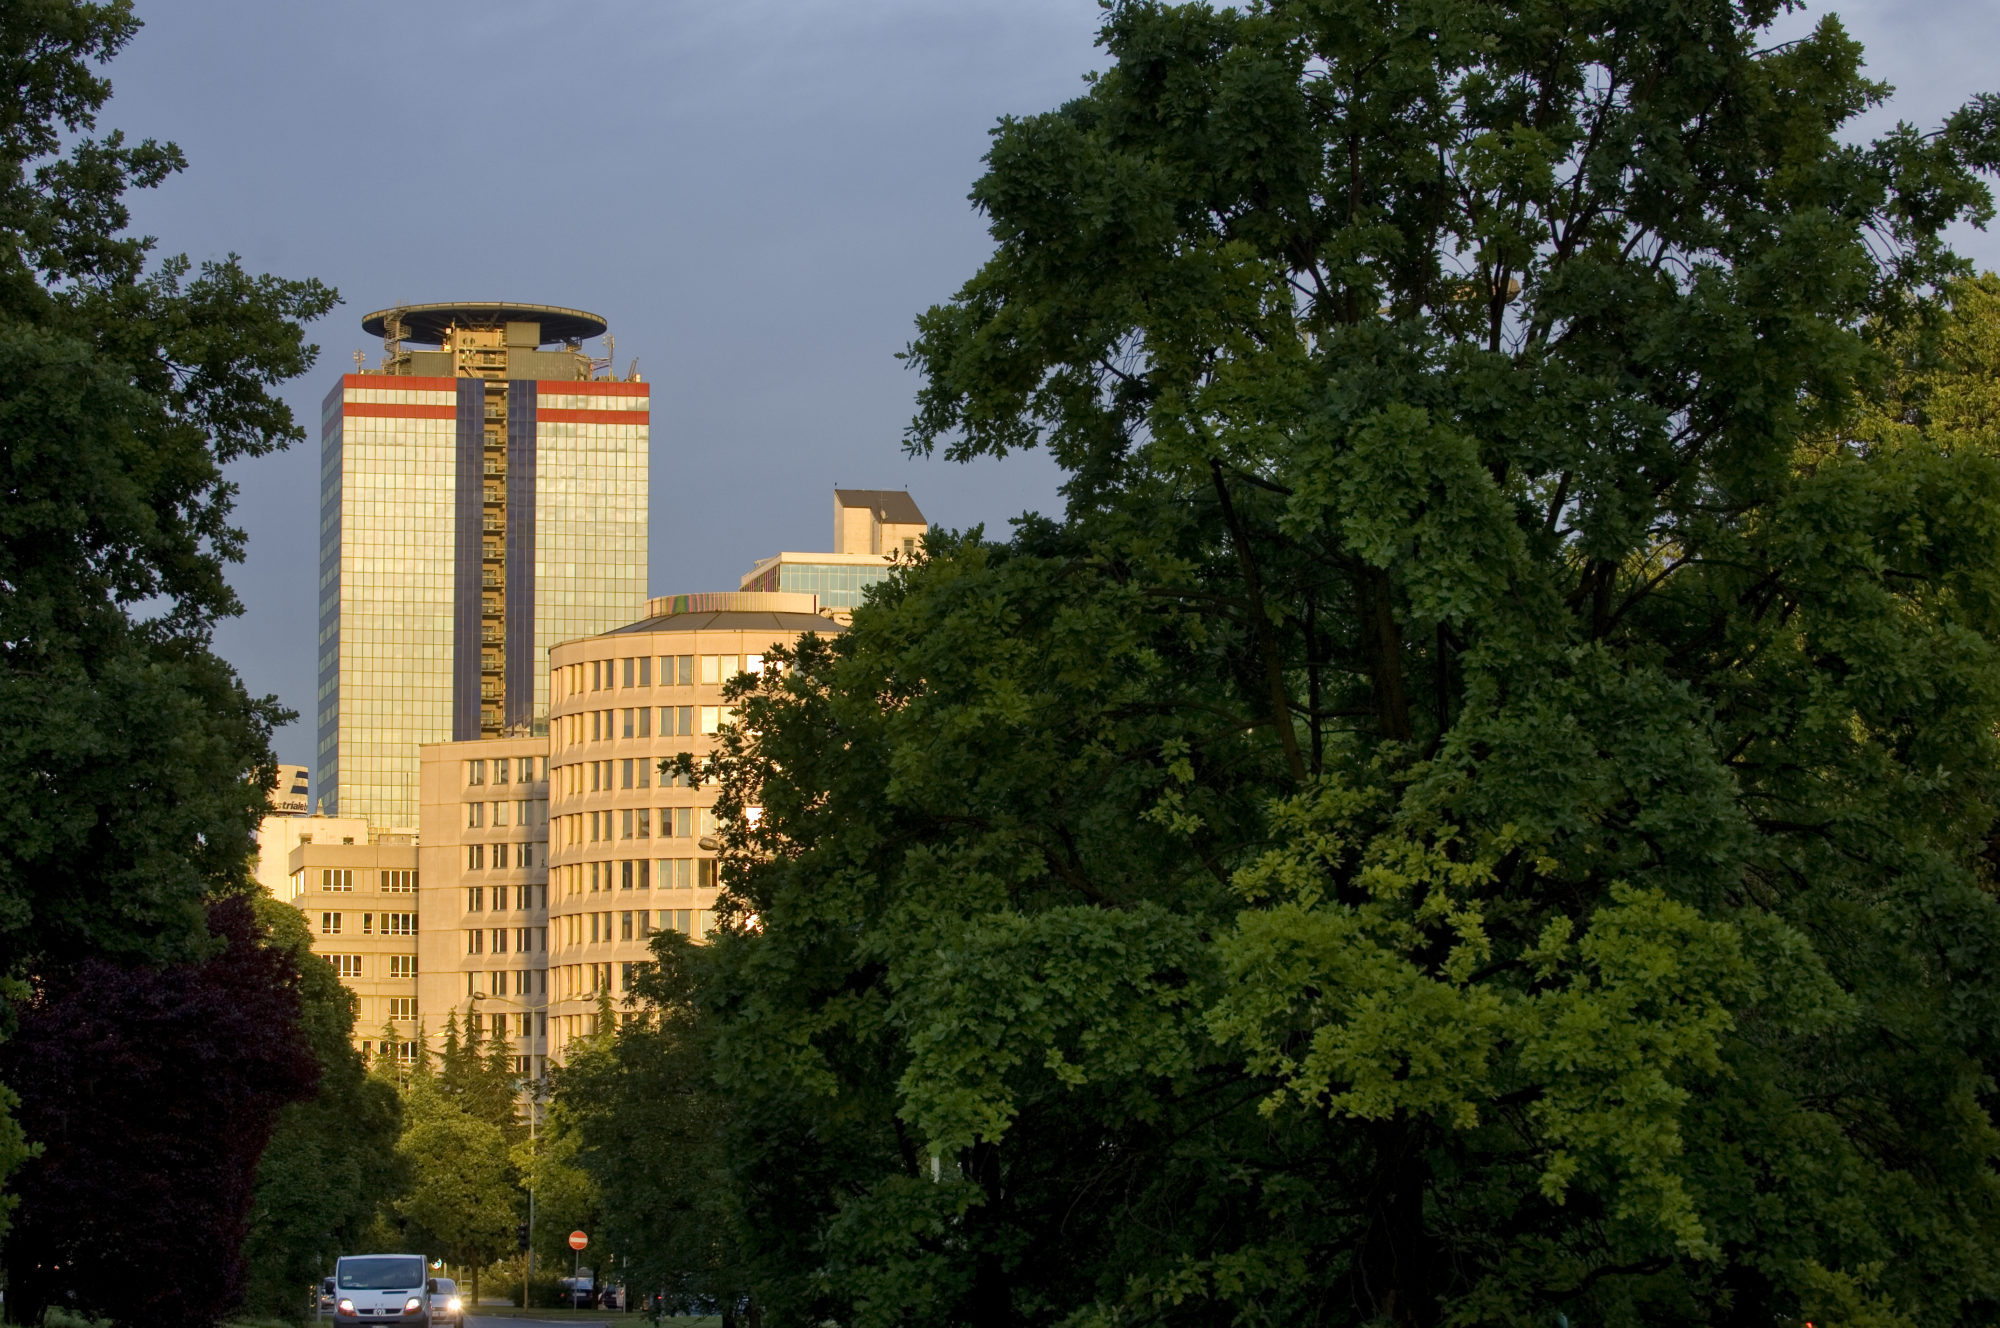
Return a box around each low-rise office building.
[417,735,552,1077]
[284,827,420,1057]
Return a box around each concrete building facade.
[417,735,552,1076]
[316,302,648,829]
[282,827,421,1058]
[542,592,841,1057]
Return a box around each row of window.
[464,755,546,786]
[558,757,707,796]
[320,911,417,936]
[558,907,713,946]
[562,959,650,998]
[557,806,718,848]
[559,705,733,745]
[465,799,548,828]
[465,842,541,870]
[465,884,547,913]
[556,857,718,895]
[323,953,418,978]
[560,908,716,948]
[466,926,549,955]
[559,654,761,698]
[305,868,417,893]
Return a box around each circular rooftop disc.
[360,302,608,346]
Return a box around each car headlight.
[447,1298,462,1312]
[337,1301,355,1316]
[403,1297,424,1314]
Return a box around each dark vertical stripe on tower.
[504,380,537,731]
[452,379,484,741]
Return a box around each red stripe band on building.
[343,403,458,420]
[537,409,650,425]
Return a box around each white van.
[331,1254,431,1328]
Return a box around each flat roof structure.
[360,302,609,345]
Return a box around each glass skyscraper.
[317,302,648,829]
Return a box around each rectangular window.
[467,801,485,829]
[466,844,485,870]
[387,997,413,1020]
[620,758,633,789]
[675,807,693,838]
[494,757,511,785]
[494,928,508,954]
[698,858,718,890]
[388,955,416,979]
[638,909,652,935]
[592,659,602,691]
[699,654,722,685]
[320,912,341,935]
[590,709,601,741]
[621,911,634,941]
[467,929,484,955]
[638,656,651,686]
[362,912,373,935]
[638,705,652,738]
[327,868,353,892]
[493,800,509,828]
[384,913,416,936]
[699,705,725,734]
[467,886,484,912]
[619,708,631,739]
[590,913,600,944]
[637,806,650,839]
[622,859,634,890]
[324,954,362,978]
[466,760,485,786]
[622,808,634,840]
[381,869,416,893]
[675,909,691,934]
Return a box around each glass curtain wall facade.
[317,378,459,826]
[316,304,650,830]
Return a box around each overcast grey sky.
[99,0,2000,769]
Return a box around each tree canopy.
[576,4,2000,1328]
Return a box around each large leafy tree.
[0,0,332,990]
[558,934,745,1316]
[674,3,2000,1328]
[0,897,321,1328]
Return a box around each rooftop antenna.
[352,349,366,371]
[626,358,639,382]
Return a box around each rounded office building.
[543,591,841,1054]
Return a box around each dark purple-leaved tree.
[0,895,321,1328]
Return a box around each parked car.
[427,1278,462,1326]
[558,1276,596,1309]
[320,1279,336,1314]
[598,1284,623,1311]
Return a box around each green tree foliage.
[557,933,742,1312]
[0,0,333,1211]
[394,1079,517,1305]
[241,900,403,1318]
[639,4,2000,1328]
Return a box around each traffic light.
[517,1222,531,1252]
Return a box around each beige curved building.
[543,592,842,1056]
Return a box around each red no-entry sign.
[568,1230,588,1251]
